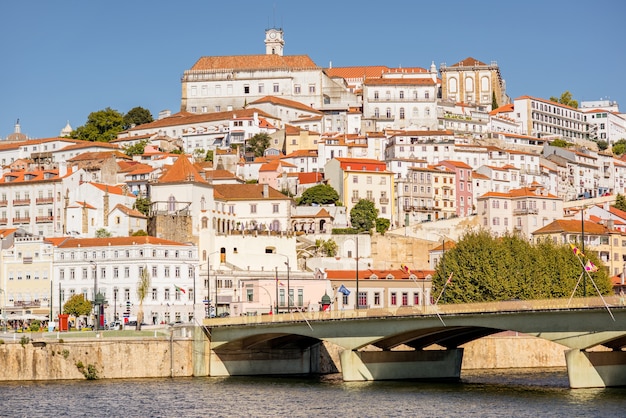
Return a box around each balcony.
[352,197,361,203]
[36,197,54,204]
[14,300,42,308]
[12,199,31,206]
[0,218,7,225]
[36,216,53,223]
[12,217,30,224]
[0,200,7,207]
[513,208,538,215]
[379,197,389,204]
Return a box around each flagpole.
[434,273,453,306]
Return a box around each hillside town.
[1,27,626,330]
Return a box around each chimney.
[263,183,269,198]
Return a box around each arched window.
[374,108,380,118]
[168,195,176,212]
[386,108,391,118]
[448,77,458,93]
[201,217,208,229]
[465,76,474,92]
[481,76,490,92]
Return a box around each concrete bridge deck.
[200,297,626,388]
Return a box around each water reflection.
[0,369,624,418]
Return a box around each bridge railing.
[203,296,623,327]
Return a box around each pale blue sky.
[1,0,624,139]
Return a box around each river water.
[0,368,624,418]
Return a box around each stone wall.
[0,337,194,381]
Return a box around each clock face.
[269,31,277,39]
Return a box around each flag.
[585,260,598,272]
[278,281,286,287]
[338,284,351,296]
[174,285,186,294]
[570,243,584,257]
[401,264,412,275]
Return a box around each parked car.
[107,321,121,330]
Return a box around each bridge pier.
[340,349,464,381]
[209,345,319,376]
[565,349,626,388]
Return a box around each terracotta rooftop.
[189,54,319,71]
[56,236,189,248]
[156,155,208,184]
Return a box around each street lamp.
[206,251,221,317]
[354,231,370,310]
[276,254,290,312]
[89,260,99,331]
[581,207,586,297]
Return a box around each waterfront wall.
[0,332,566,382]
[0,336,194,381]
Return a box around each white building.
[53,236,199,325]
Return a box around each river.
[0,368,624,418]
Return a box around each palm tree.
[136,265,151,331]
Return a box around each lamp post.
[89,261,98,331]
[276,254,290,312]
[206,251,220,318]
[354,231,370,310]
[581,207,586,297]
[275,267,279,314]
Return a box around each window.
[399,108,405,119]
[309,84,316,93]
[244,85,250,94]
[250,204,257,214]
[294,84,301,94]
[353,176,358,184]
[273,204,279,213]
[273,83,279,93]
[391,292,397,305]
[258,84,264,93]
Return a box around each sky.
[1,0,625,140]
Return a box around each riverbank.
[0,327,567,381]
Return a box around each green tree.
[315,238,338,257]
[63,294,92,317]
[491,92,498,110]
[133,197,151,216]
[612,139,626,156]
[95,228,112,238]
[615,194,626,212]
[433,229,611,304]
[375,217,390,235]
[596,140,608,151]
[70,107,125,142]
[123,139,149,157]
[350,199,378,232]
[550,138,570,148]
[123,106,153,130]
[549,91,578,109]
[136,266,151,330]
[298,184,340,206]
[246,133,271,157]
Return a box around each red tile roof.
[190,55,319,71]
[57,236,189,248]
[213,184,291,201]
[157,155,208,184]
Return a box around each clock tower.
[265,28,284,56]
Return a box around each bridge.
[199,297,626,388]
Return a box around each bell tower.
[265,28,284,56]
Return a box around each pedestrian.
[620,289,625,306]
